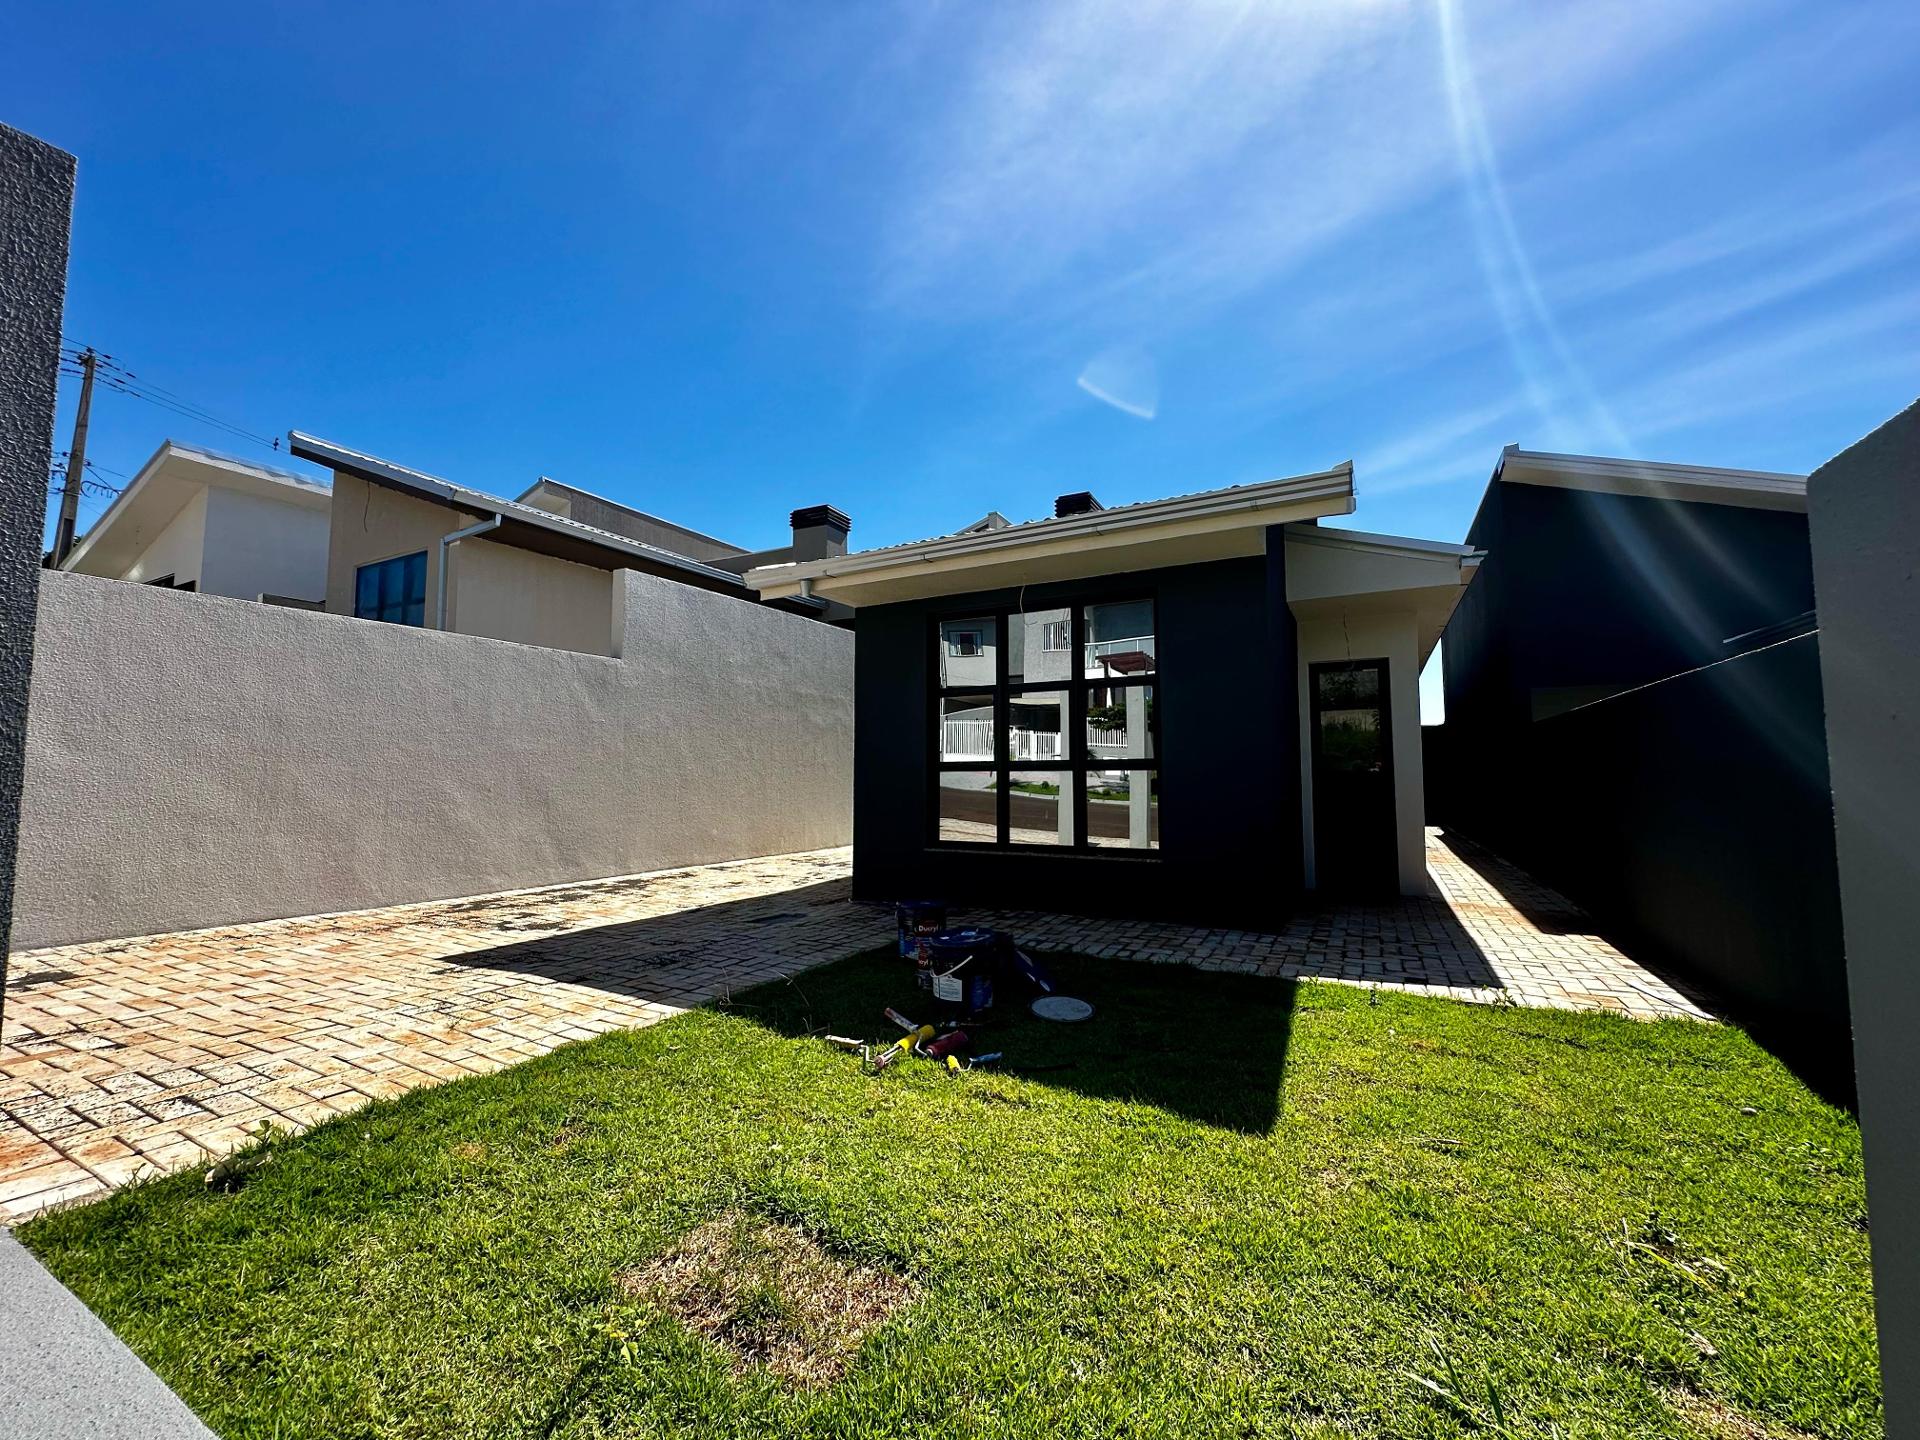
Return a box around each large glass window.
[931,598,1159,851]
[354,551,428,627]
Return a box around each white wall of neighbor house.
[453,538,614,656]
[123,487,208,587]
[199,485,331,602]
[11,567,853,951]
[1294,610,1429,897]
[324,469,619,656]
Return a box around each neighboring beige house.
[516,476,749,565]
[289,432,845,656]
[56,440,331,604]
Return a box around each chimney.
[789,504,852,561]
[1055,491,1103,518]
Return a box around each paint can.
[926,927,1006,1018]
[896,901,948,989]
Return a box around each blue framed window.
[354,551,428,626]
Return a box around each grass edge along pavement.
[20,947,1878,1438]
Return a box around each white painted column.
[1126,685,1149,846]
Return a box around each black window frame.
[929,596,1160,855]
[354,550,429,627]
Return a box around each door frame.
[1306,657,1396,894]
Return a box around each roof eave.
[1499,449,1809,512]
[747,464,1356,606]
[288,431,756,597]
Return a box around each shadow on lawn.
[730,948,1299,1136]
[430,876,1299,1131]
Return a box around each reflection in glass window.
[1087,770,1160,850]
[936,771,997,843]
[932,600,1157,853]
[1315,665,1388,774]
[1006,691,1068,762]
[937,617,998,688]
[1084,599,1155,678]
[939,694,996,761]
[1006,769,1072,846]
[1085,683,1155,761]
[1010,606,1070,684]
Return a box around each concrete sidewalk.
[0,1230,214,1437]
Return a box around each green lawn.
[22,950,1878,1439]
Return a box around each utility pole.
[50,346,94,566]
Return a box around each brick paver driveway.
[2,831,1710,1221]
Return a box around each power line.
[57,342,284,454]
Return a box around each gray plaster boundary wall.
[10,567,853,951]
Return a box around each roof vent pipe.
[1055,491,1103,518]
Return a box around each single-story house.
[746,466,1480,924]
[288,432,845,654]
[55,440,332,604]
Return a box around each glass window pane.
[404,551,427,602]
[939,694,995,761]
[937,617,998,688]
[1317,664,1379,706]
[1010,606,1069,684]
[1006,690,1069,762]
[1007,769,1072,846]
[936,770,997,843]
[379,558,406,607]
[401,600,426,627]
[1318,705,1387,773]
[354,565,379,617]
[1088,770,1160,850]
[1086,682,1154,761]
[1085,600,1155,678]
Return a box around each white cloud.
[870,0,1751,331]
[1076,344,1159,419]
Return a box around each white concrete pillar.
[1126,685,1150,847]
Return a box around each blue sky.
[15,1,1919,591]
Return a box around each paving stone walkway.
[1,831,1711,1221]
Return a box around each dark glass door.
[1309,660,1396,896]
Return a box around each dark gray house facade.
[748,467,1480,928]
[1433,447,1848,1091]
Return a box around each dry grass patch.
[1666,1387,1820,1440]
[619,1211,913,1389]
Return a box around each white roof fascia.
[747,463,1355,599]
[1286,523,1479,563]
[1498,447,1808,512]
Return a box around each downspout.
[435,514,503,630]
